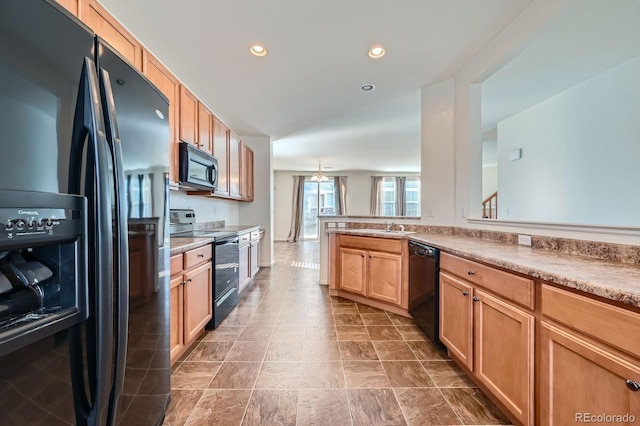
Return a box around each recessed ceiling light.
[249,44,267,57]
[368,46,385,58]
[360,83,376,92]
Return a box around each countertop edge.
[170,225,260,256]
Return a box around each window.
[376,176,420,217]
[302,178,336,239]
[405,177,420,217]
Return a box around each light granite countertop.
[170,225,260,256]
[329,229,640,309]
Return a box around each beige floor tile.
[366,325,404,341]
[394,388,462,425]
[171,362,222,389]
[347,388,407,426]
[299,362,345,388]
[208,362,261,389]
[185,342,234,362]
[342,361,391,388]
[264,341,304,361]
[422,361,476,388]
[184,389,251,426]
[335,325,370,341]
[297,389,351,426]
[254,362,303,389]
[373,341,417,360]
[242,390,298,426]
[339,341,379,360]
[381,361,435,387]
[225,341,269,362]
[302,341,342,361]
[440,388,511,425]
[360,313,394,325]
[163,390,204,425]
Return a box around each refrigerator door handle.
[68,57,115,426]
[98,65,130,425]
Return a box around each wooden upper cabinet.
[55,0,82,18]
[239,142,254,200]
[197,103,213,155]
[212,116,230,196]
[142,51,179,183]
[179,85,198,146]
[82,0,142,69]
[229,133,241,198]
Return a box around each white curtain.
[395,176,406,216]
[369,176,383,215]
[334,176,347,215]
[287,176,305,242]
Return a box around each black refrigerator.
[0,0,171,425]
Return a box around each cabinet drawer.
[339,235,402,254]
[250,230,260,241]
[440,253,534,310]
[184,244,212,270]
[541,284,640,357]
[239,232,251,244]
[170,254,183,276]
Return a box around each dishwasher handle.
[409,242,438,259]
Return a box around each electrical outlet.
[337,223,346,228]
[327,222,336,228]
[518,234,532,246]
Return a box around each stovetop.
[170,230,237,241]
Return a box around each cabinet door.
[367,251,402,305]
[474,288,534,426]
[240,142,253,200]
[56,0,82,17]
[142,51,179,182]
[540,322,640,425]
[83,0,142,69]
[179,85,198,146]
[170,275,185,364]
[439,272,473,369]
[339,248,367,296]
[229,133,241,198]
[183,263,212,344]
[250,241,260,278]
[197,103,213,154]
[212,116,230,196]
[238,243,251,292]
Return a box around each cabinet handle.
[187,278,193,283]
[626,379,640,391]
[462,291,469,296]
[180,281,186,286]
[368,255,372,259]
[197,254,204,258]
[361,254,365,258]
[467,270,475,275]
[472,296,480,302]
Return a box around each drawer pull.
[197,254,204,258]
[181,281,186,286]
[462,291,469,296]
[187,278,192,283]
[472,296,480,302]
[467,270,475,275]
[626,380,640,391]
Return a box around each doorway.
[302,178,335,240]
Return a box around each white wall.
[421,79,456,225]
[482,166,498,200]
[239,136,274,266]
[496,56,640,226]
[273,170,420,241]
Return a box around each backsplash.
[335,222,640,264]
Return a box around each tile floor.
[164,241,510,426]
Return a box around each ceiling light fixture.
[310,161,329,182]
[360,83,376,92]
[368,46,385,58]
[249,44,268,57]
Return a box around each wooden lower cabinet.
[440,254,534,426]
[474,289,534,426]
[332,235,406,310]
[170,247,213,365]
[540,321,640,425]
[439,272,473,369]
[339,248,367,296]
[238,230,261,293]
[367,251,402,305]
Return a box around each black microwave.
[179,142,218,191]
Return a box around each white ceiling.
[481,0,640,132]
[100,0,531,172]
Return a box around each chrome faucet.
[399,224,405,233]
[385,222,394,232]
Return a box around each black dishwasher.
[408,241,446,351]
